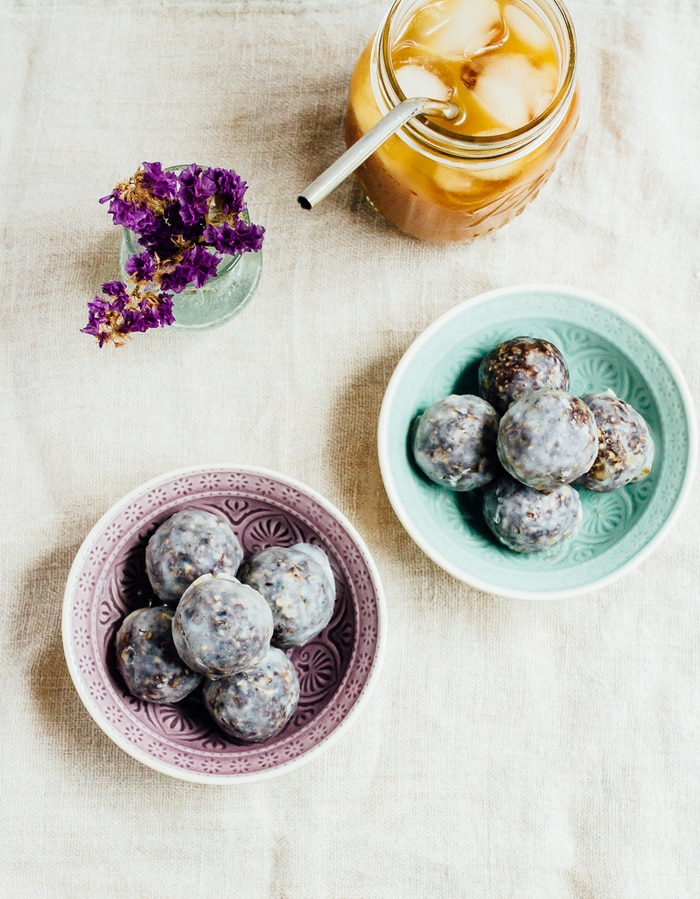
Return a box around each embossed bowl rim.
[62,464,387,783]
[378,284,697,600]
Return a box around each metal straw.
[297,97,459,210]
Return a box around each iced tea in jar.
[345,0,579,242]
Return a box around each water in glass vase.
[119,219,263,332]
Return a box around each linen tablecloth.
[1,0,699,895]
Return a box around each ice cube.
[533,61,559,106]
[472,158,522,180]
[471,54,556,130]
[504,4,551,52]
[422,0,506,60]
[398,0,450,43]
[432,163,477,195]
[395,64,453,101]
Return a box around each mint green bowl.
[378,285,697,599]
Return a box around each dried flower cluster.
[83,162,265,347]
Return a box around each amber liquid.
[345,0,579,242]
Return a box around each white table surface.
[1,0,699,896]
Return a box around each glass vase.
[119,218,263,332]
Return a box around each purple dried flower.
[81,282,142,346]
[81,280,176,347]
[159,247,221,293]
[158,266,192,295]
[86,161,264,346]
[101,280,130,305]
[81,296,113,347]
[135,291,174,330]
[141,161,177,201]
[125,252,156,282]
[134,217,180,262]
[177,163,210,226]
[155,293,176,327]
[204,219,265,255]
[102,197,159,236]
[184,245,222,287]
[202,167,248,215]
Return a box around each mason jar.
[345,0,579,243]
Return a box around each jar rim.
[376,0,578,158]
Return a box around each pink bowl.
[63,465,386,783]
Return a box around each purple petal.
[141,161,177,200]
[203,219,265,255]
[124,252,156,281]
